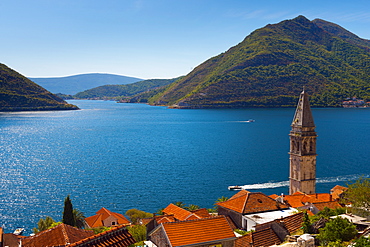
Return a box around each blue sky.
[1,0,370,79]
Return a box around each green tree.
[326,240,347,247]
[73,208,86,229]
[33,216,56,234]
[352,236,370,247]
[343,177,370,217]
[125,209,153,224]
[215,196,229,203]
[127,225,147,242]
[302,211,311,233]
[156,208,164,215]
[62,195,76,227]
[318,216,357,246]
[174,202,185,208]
[185,204,200,211]
[87,226,111,234]
[213,196,229,212]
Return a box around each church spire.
[289,88,317,195]
[291,89,315,128]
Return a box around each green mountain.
[0,63,79,111]
[150,16,370,108]
[30,73,142,95]
[74,78,180,99]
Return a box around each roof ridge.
[241,193,250,213]
[162,215,221,225]
[68,224,128,247]
[61,223,70,244]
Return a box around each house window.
[112,222,116,225]
[209,244,222,247]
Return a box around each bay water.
[0,100,369,233]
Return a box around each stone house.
[216,190,292,230]
[84,207,131,228]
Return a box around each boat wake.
[240,174,370,190]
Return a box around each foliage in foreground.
[125,209,153,224]
[62,195,75,227]
[342,177,370,217]
[318,216,357,246]
[127,225,147,243]
[32,216,56,234]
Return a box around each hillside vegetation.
[74,78,180,100]
[150,16,370,108]
[0,64,78,111]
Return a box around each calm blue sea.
[0,100,369,233]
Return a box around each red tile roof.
[69,224,136,247]
[152,216,236,247]
[282,193,334,208]
[216,190,289,214]
[156,215,176,224]
[252,227,282,247]
[330,185,347,200]
[22,223,94,247]
[229,189,251,200]
[236,213,304,247]
[85,208,130,228]
[313,201,343,211]
[235,227,281,247]
[190,208,211,218]
[254,212,304,235]
[279,212,304,234]
[162,203,208,221]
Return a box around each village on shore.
[1,90,369,247]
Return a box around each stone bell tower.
[289,89,317,195]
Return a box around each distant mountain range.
[0,64,78,111]
[74,77,181,100]
[146,16,370,108]
[29,73,142,95]
[3,15,370,110]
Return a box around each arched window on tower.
[310,140,314,153]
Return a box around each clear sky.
[1,0,370,79]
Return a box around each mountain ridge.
[0,63,79,111]
[30,73,142,95]
[73,77,181,100]
[149,16,370,108]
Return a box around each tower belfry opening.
[289,89,317,195]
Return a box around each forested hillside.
[0,64,78,111]
[150,16,370,108]
[74,78,180,99]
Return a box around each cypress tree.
[62,195,76,226]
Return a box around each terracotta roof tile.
[85,214,103,228]
[313,201,342,211]
[162,203,201,221]
[239,213,303,247]
[330,185,347,200]
[282,193,335,208]
[280,212,304,234]
[190,208,211,218]
[69,224,136,247]
[217,190,289,214]
[154,216,236,247]
[252,227,282,247]
[156,215,176,224]
[229,189,251,200]
[22,223,94,247]
[234,233,252,247]
[269,194,279,200]
[85,208,130,228]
